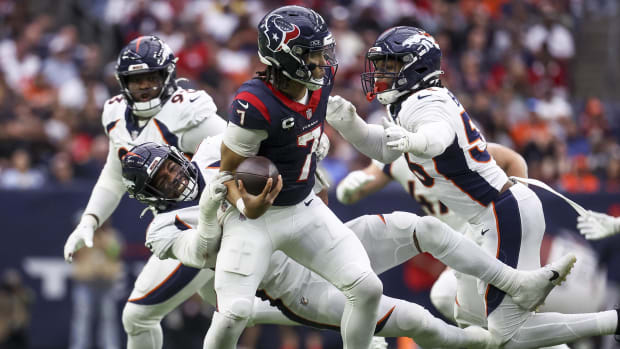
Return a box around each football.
[234,156,279,195]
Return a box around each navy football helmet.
[361,26,443,105]
[115,36,178,118]
[121,142,198,210]
[257,5,337,90]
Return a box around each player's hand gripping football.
[382,117,417,153]
[200,172,234,217]
[63,214,97,263]
[238,175,283,219]
[577,210,620,240]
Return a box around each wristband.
[236,198,246,215]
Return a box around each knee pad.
[122,302,161,336]
[416,216,461,258]
[344,272,383,304]
[395,304,441,342]
[219,297,253,322]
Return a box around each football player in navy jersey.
[207,6,384,349]
[327,25,620,347]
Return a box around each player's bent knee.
[346,272,383,303]
[220,297,253,321]
[122,302,161,335]
[395,305,442,341]
[415,216,449,252]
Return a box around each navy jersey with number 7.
[228,68,334,206]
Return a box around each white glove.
[382,117,420,153]
[336,170,375,204]
[63,214,98,263]
[197,172,234,263]
[316,133,330,162]
[199,172,234,217]
[326,95,358,129]
[577,210,620,240]
[369,336,388,349]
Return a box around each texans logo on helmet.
[261,14,301,52]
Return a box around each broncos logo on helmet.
[261,14,301,53]
[361,26,443,105]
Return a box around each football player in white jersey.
[325,25,620,347]
[336,143,524,326]
[337,144,608,335]
[119,139,592,349]
[62,36,226,349]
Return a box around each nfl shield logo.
[305,108,313,120]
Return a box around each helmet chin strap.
[376,70,445,105]
[376,89,410,105]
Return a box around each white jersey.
[88,87,226,224]
[102,88,222,155]
[372,157,469,233]
[145,135,225,260]
[392,87,508,221]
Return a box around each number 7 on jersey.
[296,126,322,181]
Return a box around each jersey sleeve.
[145,213,181,260]
[228,93,271,132]
[101,94,125,134]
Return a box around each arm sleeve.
[408,121,454,158]
[146,214,217,269]
[222,123,268,157]
[169,228,214,269]
[399,103,455,158]
[82,140,126,226]
[331,116,402,164]
[178,113,227,153]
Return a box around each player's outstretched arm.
[336,163,390,204]
[326,95,401,163]
[64,141,126,262]
[577,210,620,240]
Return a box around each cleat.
[369,336,388,349]
[510,253,577,311]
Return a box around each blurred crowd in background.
[0,0,618,193]
[0,0,619,348]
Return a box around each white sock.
[203,311,248,349]
[503,310,618,348]
[376,298,476,348]
[421,223,516,292]
[340,273,382,349]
